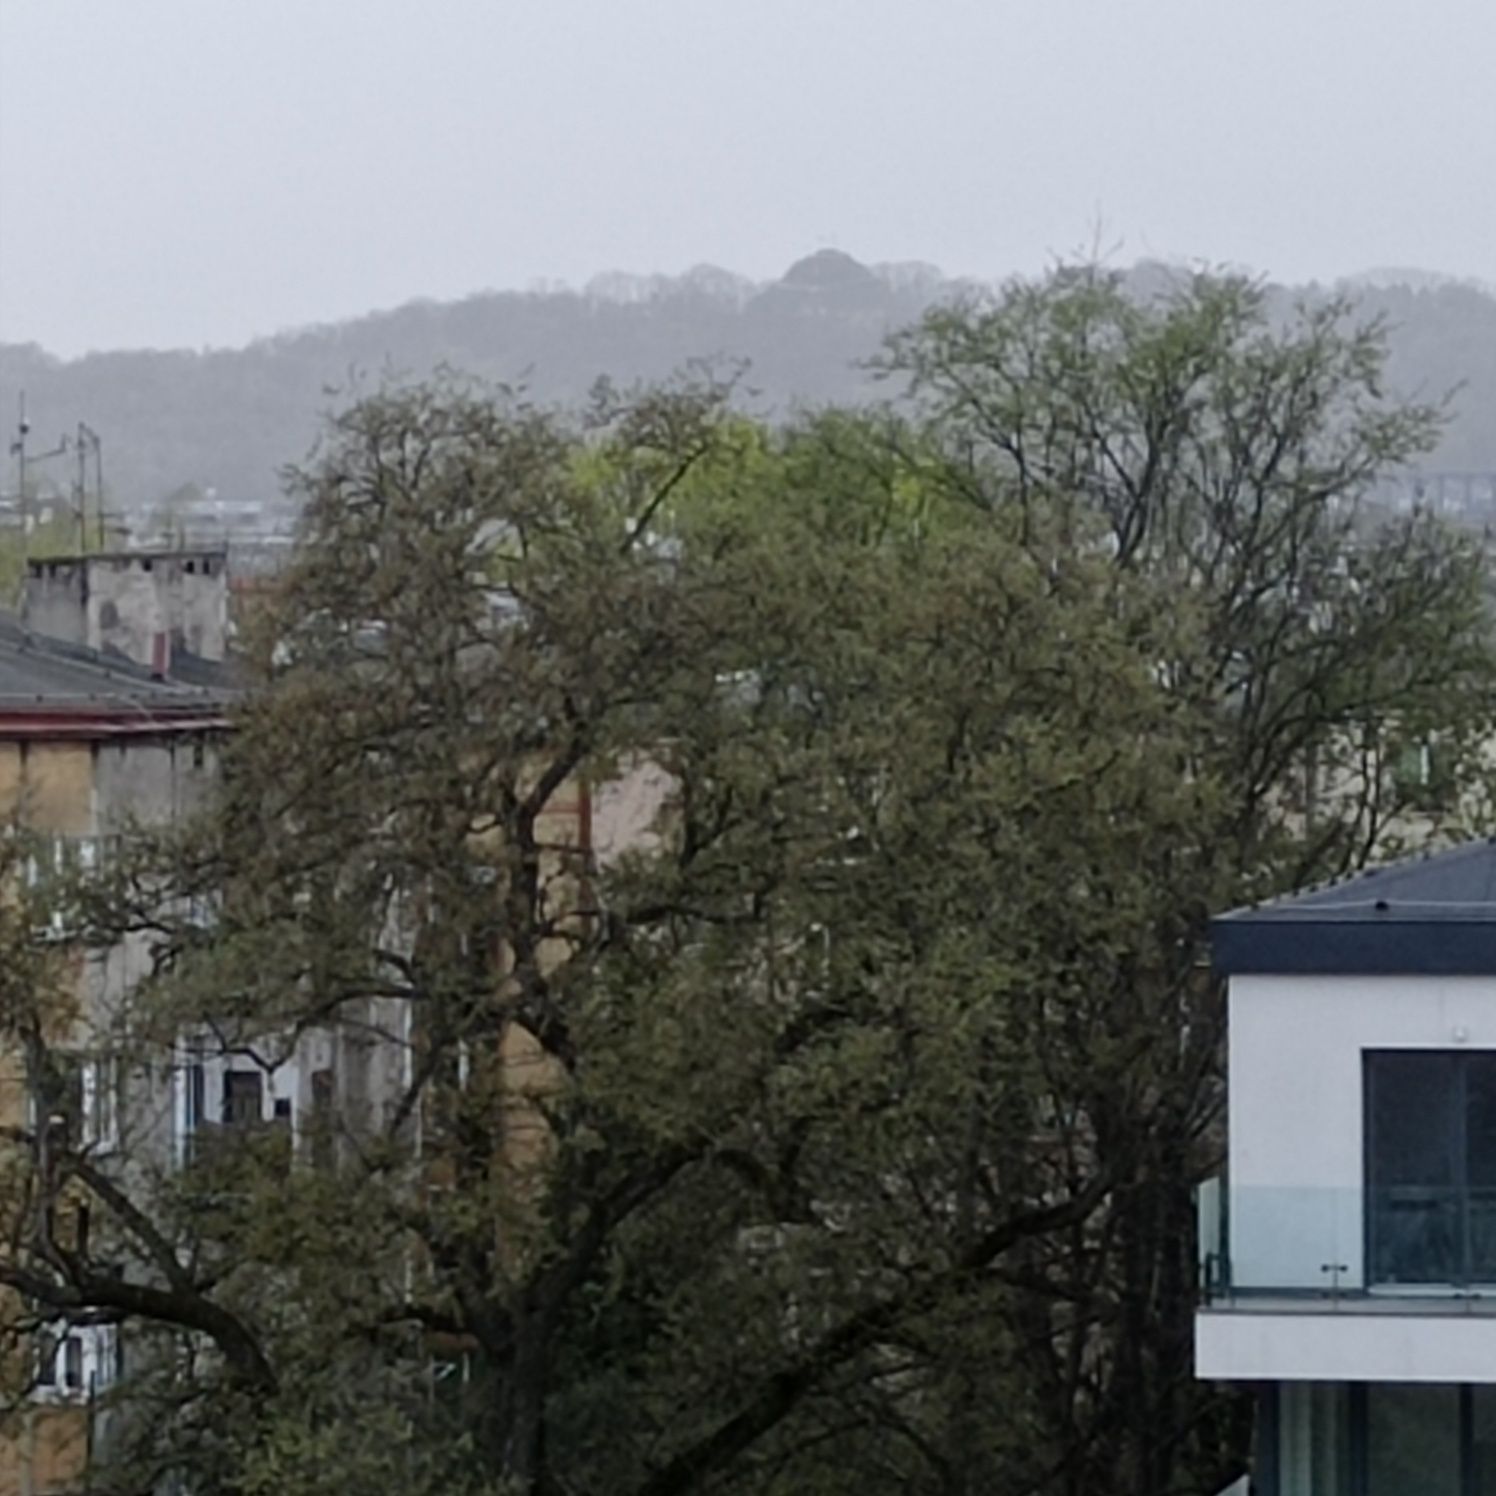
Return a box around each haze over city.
[5,7,1496,1496]
[2,0,1493,356]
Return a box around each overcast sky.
[1,0,1492,356]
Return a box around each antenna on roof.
[8,394,28,570]
[8,395,73,585]
[75,423,103,553]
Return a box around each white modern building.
[1198,840,1496,1493]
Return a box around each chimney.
[22,549,229,669]
[150,630,171,679]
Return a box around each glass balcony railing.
[1197,1180,1496,1304]
[1367,1186,1496,1287]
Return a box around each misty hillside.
[2,251,1493,521]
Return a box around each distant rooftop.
[0,612,235,736]
[1213,840,1496,976]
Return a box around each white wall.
[1228,973,1496,1291]
[1197,1308,1496,1383]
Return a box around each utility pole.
[89,426,104,550]
[9,393,29,558]
[75,424,89,552]
[75,423,103,552]
[6,396,71,576]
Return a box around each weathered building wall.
[590,758,673,867]
[0,734,217,844]
[0,729,225,1495]
[23,553,228,669]
[0,744,96,837]
[0,1407,88,1496]
[92,735,219,833]
[17,565,90,652]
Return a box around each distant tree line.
[2,253,1493,525]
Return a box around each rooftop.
[0,613,235,736]
[1213,839,1496,976]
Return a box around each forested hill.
[2,251,1493,517]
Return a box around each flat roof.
[1212,840,1496,975]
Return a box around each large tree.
[876,263,1496,1493]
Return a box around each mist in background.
[2,0,1493,356]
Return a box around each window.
[1392,737,1456,813]
[62,1336,83,1394]
[1366,1051,1496,1285]
[1354,1386,1496,1495]
[222,1069,264,1127]
[1367,1384,1461,1496]
[29,1053,121,1151]
[22,836,110,941]
[185,1057,205,1136]
[81,1056,121,1151]
[29,1053,84,1140]
[32,1324,119,1402]
[1478,1387,1496,1494]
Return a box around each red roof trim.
[0,711,232,740]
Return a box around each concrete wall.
[1228,973,1496,1292]
[0,735,217,837]
[23,552,228,667]
[93,735,219,834]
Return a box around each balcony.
[1195,1180,1496,1384]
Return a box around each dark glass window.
[1367,1051,1496,1285]
[33,1053,85,1139]
[223,1069,264,1127]
[1367,1384,1460,1496]
[62,1336,83,1392]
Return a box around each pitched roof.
[1212,839,1496,976]
[0,615,234,737]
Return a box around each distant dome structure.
[754,250,887,319]
[778,249,879,290]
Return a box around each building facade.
[0,595,231,1496]
[0,565,671,1492]
[1197,841,1496,1493]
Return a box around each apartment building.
[1197,840,1496,1493]
[0,576,231,1496]
[0,546,672,1492]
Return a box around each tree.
[2,265,1491,1496]
[0,367,1209,1494]
[875,263,1496,1492]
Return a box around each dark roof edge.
[1212,917,1496,976]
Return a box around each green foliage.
[0,512,94,604]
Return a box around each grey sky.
[2,0,1492,356]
